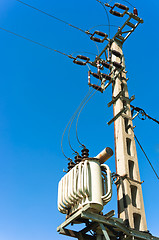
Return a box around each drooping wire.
[62,83,94,158]
[76,82,100,147]
[67,63,92,153]
[134,134,159,180]
[16,0,86,34]
[68,88,94,154]
[0,26,72,58]
[61,117,73,160]
[96,0,111,39]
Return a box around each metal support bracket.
[121,95,135,103]
[99,223,111,240]
[108,91,123,107]
[57,204,159,240]
[107,106,129,125]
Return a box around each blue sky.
[0,0,159,239]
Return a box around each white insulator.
[96,147,113,163]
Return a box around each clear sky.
[0,0,159,239]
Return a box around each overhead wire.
[7,0,110,156]
[0,26,72,58]
[16,0,100,54]
[134,134,159,180]
[76,82,100,148]
[68,88,94,154]
[16,0,86,34]
[96,0,111,39]
[131,105,159,125]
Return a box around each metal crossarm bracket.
[113,14,143,44]
[93,12,143,64]
[121,95,135,103]
[107,106,128,125]
[108,94,135,108]
[108,91,123,107]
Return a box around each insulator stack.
[102,74,111,81]
[109,3,129,17]
[68,160,75,171]
[81,148,89,158]
[74,155,82,164]
[115,3,129,11]
[91,84,103,92]
[77,55,90,61]
[133,7,138,16]
[102,61,110,69]
[73,55,90,66]
[73,60,86,65]
[113,61,122,69]
[90,30,108,43]
[90,72,100,79]
[111,49,122,58]
[110,10,122,17]
[90,36,104,43]
[95,31,108,37]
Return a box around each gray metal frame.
[57,204,159,240]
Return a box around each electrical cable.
[16,0,100,54]
[68,88,94,154]
[62,86,94,158]
[0,26,72,58]
[134,134,159,180]
[76,82,100,147]
[16,0,86,34]
[131,105,159,125]
[96,0,111,39]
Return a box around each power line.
[76,83,100,147]
[0,26,72,58]
[68,89,93,154]
[61,88,93,159]
[134,134,159,181]
[131,105,159,125]
[96,0,111,39]
[16,0,87,34]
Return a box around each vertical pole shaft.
[111,40,147,231]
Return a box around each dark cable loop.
[76,80,100,147]
[68,89,92,154]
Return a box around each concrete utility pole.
[57,4,159,240]
[111,40,147,231]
